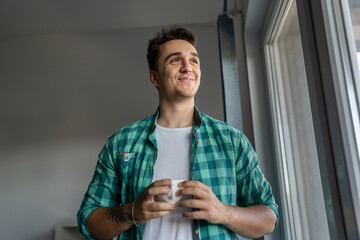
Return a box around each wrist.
[132,200,141,227]
[221,204,234,226]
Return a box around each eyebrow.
[164,52,200,62]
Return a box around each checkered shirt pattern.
[77,107,279,239]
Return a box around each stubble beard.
[166,86,198,103]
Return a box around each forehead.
[159,40,198,59]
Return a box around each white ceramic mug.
[158,180,184,204]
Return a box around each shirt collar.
[150,106,202,132]
[193,106,202,129]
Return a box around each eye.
[190,58,199,64]
[170,58,180,63]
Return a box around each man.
[77,27,278,240]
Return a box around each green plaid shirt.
[77,107,278,239]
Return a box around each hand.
[177,180,227,224]
[133,179,176,223]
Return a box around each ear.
[149,70,160,88]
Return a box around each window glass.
[347,0,360,161]
[265,0,331,238]
[348,0,360,64]
[276,2,330,238]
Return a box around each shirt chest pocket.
[118,151,156,201]
[118,152,137,186]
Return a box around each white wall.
[0,24,223,240]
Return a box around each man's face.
[150,39,201,102]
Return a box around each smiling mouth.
[178,77,194,82]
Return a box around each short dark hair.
[146,26,196,71]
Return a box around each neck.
[157,99,195,128]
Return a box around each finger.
[135,202,175,222]
[146,202,176,212]
[144,210,173,220]
[176,187,207,199]
[179,180,209,191]
[150,179,172,187]
[137,209,174,223]
[177,199,206,209]
[182,210,222,224]
[147,186,171,197]
[182,210,209,220]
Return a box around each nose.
[180,60,192,73]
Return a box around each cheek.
[163,68,176,79]
[196,69,201,80]
[158,70,171,84]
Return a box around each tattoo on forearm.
[106,205,132,223]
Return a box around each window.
[261,0,360,238]
[319,0,360,237]
[345,0,360,162]
[263,0,330,238]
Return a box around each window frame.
[263,0,324,238]
[297,0,360,239]
[308,0,360,237]
[262,0,360,238]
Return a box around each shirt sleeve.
[77,141,120,239]
[235,132,279,230]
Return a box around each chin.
[180,90,198,97]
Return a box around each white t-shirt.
[142,124,193,240]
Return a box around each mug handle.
[170,183,177,201]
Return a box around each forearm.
[88,203,134,240]
[222,204,277,239]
